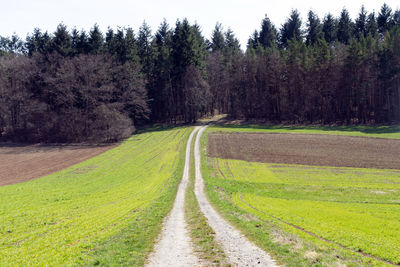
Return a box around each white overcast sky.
[1,0,399,48]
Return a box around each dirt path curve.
[146,127,201,267]
[194,126,277,266]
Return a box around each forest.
[0,3,399,142]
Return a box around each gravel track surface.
[194,126,277,266]
[146,127,201,267]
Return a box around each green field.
[0,127,191,266]
[202,125,400,266]
[209,124,400,139]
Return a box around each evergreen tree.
[355,5,368,39]
[25,28,41,55]
[51,24,72,56]
[258,15,278,48]
[26,28,52,55]
[284,39,308,121]
[137,21,154,74]
[378,3,393,34]
[105,28,116,55]
[114,28,127,62]
[393,9,400,26]
[378,26,400,121]
[322,13,337,44]
[150,20,173,121]
[71,28,80,54]
[210,23,225,51]
[225,28,240,54]
[0,35,24,54]
[71,29,89,55]
[191,23,207,70]
[366,12,378,37]
[247,30,259,50]
[337,8,353,44]
[88,24,104,54]
[306,10,322,46]
[0,37,6,56]
[125,27,139,64]
[171,19,208,122]
[280,9,303,48]
[343,39,364,122]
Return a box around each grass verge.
[184,129,228,266]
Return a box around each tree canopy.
[1,3,400,142]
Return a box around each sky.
[1,0,400,49]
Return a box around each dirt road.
[194,126,277,266]
[146,127,201,266]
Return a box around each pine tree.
[306,10,322,46]
[125,27,139,64]
[284,39,308,121]
[52,24,72,56]
[105,28,116,55]
[114,28,127,62]
[210,23,225,51]
[337,8,353,44]
[0,35,24,54]
[394,9,400,26]
[171,19,208,122]
[26,28,43,56]
[378,26,400,121]
[88,24,104,54]
[137,22,154,74]
[71,28,80,55]
[71,29,89,55]
[150,20,173,121]
[258,15,278,48]
[247,30,259,50]
[225,28,241,56]
[366,12,378,37]
[191,23,207,71]
[280,9,303,48]
[355,5,368,39]
[378,3,393,35]
[322,13,337,44]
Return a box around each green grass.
[0,126,192,266]
[201,127,400,266]
[184,130,227,266]
[209,124,400,139]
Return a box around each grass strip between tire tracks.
[184,129,228,266]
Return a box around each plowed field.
[208,133,400,169]
[0,144,115,186]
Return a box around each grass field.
[209,124,400,139]
[0,126,191,266]
[202,125,400,266]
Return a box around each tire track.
[194,126,277,266]
[146,127,201,267]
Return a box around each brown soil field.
[0,144,116,186]
[208,133,400,169]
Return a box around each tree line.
[1,3,400,142]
